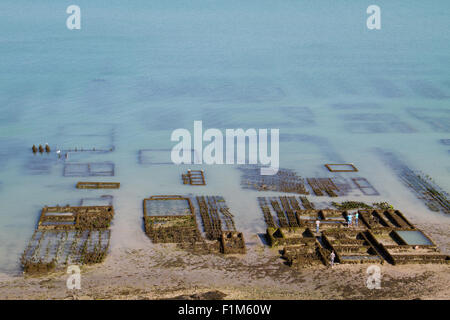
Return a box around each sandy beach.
[1,218,448,300]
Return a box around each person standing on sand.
[330,251,335,267]
[315,219,320,234]
[355,212,359,227]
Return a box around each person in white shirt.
[330,251,336,267]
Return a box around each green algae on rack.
[76,182,120,189]
[182,169,206,186]
[21,205,114,275]
[143,195,246,254]
[258,198,449,266]
[378,150,450,214]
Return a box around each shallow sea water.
[0,0,449,274]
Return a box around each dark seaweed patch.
[408,80,447,100]
[370,78,404,98]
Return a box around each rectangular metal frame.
[325,163,358,172]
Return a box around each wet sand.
[1,221,448,300]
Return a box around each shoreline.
[1,219,448,300]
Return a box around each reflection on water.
[396,230,433,246]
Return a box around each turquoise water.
[396,230,434,246]
[0,0,449,275]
